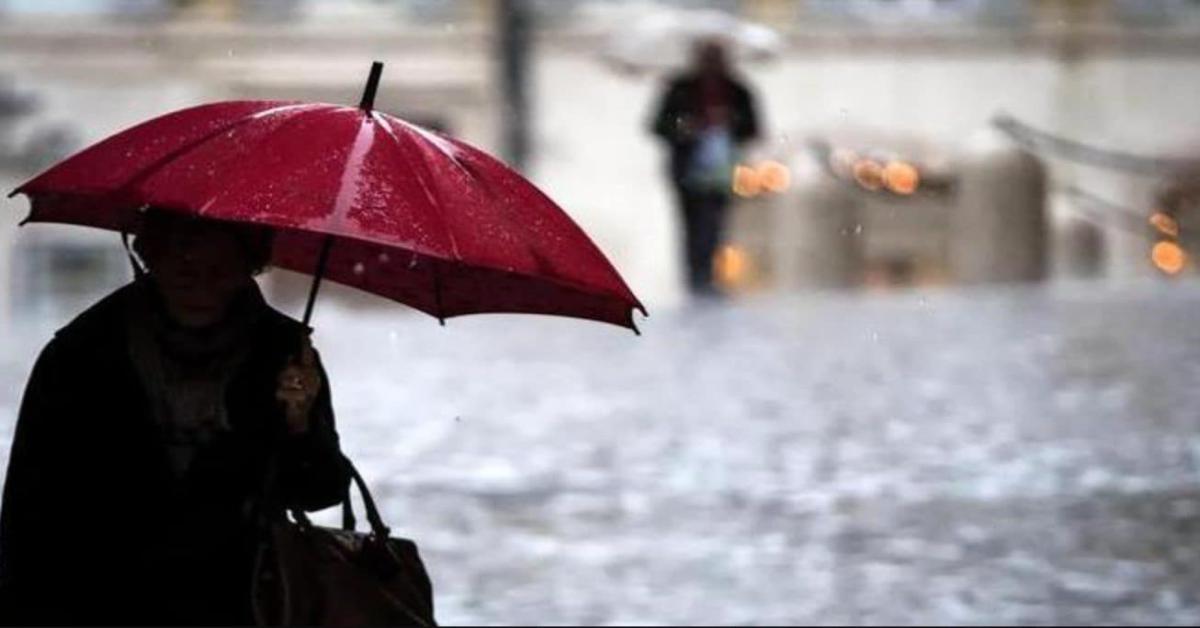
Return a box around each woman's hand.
[275,335,322,435]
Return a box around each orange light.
[1150,212,1180,238]
[883,161,920,195]
[732,165,762,198]
[852,159,884,191]
[713,244,753,288]
[1152,240,1188,275]
[757,160,791,194]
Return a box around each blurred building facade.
[0,0,504,326]
[702,0,1200,293]
[2,0,1200,330]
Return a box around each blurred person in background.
[651,38,761,297]
[0,209,350,625]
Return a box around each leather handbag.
[252,458,437,627]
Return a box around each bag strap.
[336,455,390,538]
[259,451,391,539]
[341,495,356,531]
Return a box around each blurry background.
[4,0,1200,624]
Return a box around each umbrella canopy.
[594,5,783,74]
[9,63,645,332]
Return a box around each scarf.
[125,278,267,479]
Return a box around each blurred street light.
[758,160,791,194]
[852,159,885,191]
[883,160,920,195]
[1152,240,1188,275]
[732,164,763,198]
[828,148,858,179]
[1150,212,1180,238]
[713,244,754,290]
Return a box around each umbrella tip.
[627,306,646,336]
[359,61,385,112]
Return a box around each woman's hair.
[133,206,276,275]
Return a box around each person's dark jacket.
[0,282,351,625]
[650,72,761,186]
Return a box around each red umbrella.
[9,62,645,332]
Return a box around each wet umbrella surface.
[10,63,643,331]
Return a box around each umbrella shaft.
[302,235,335,327]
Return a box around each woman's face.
[142,221,254,328]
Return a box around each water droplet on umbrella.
[378,253,390,264]
[353,262,365,276]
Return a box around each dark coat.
[650,72,761,186]
[0,282,351,625]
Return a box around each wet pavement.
[3,282,1200,625]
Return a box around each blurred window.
[530,0,741,25]
[3,0,121,13]
[801,0,1030,26]
[1113,0,1200,26]
[392,0,467,21]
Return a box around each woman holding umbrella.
[1,62,642,626]
[0,207,349,624]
